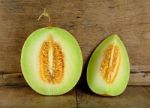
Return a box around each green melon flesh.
[87,34,130,96]
[21,27,83,95]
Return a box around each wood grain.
[0,86,150,108]
[0,0,150,85]
[76,86,150,108]
[0,86,77,108]
[129,72,150,85]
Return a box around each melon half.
[87,34,130,96]
[21,27,83,95]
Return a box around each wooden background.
[0,0,150,108]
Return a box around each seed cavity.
[100,44,121,84]
[39,37,64,84]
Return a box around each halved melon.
[21,27,83,95]
[87,34,130,96]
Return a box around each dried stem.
[37,8,51,25]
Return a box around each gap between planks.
[0,72,150,86]
[0,65,150,86]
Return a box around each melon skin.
[21,27,83,95]
[87,34,130,96]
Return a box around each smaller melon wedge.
[87,34,130,96]
[21,27,83,95]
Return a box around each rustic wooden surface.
[77,86,150,108]
[0,0,150,108]
[0,86,77,108]
[0,86,150,108]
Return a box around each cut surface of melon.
[87,34,130,96]
[21,27,83,95]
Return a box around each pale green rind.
[87,34,130,96]
[21,27,83,95]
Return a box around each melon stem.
[37,8,51,26]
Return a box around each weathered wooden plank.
[76,86,150,108]
[131,65,150,72]
[0,73,26,86]
[129,73,150,85]
[0,86,77,108]
[0,0,150,74]
[0,72,150,86]
[0,86,150,108]
[80,0,150,68]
